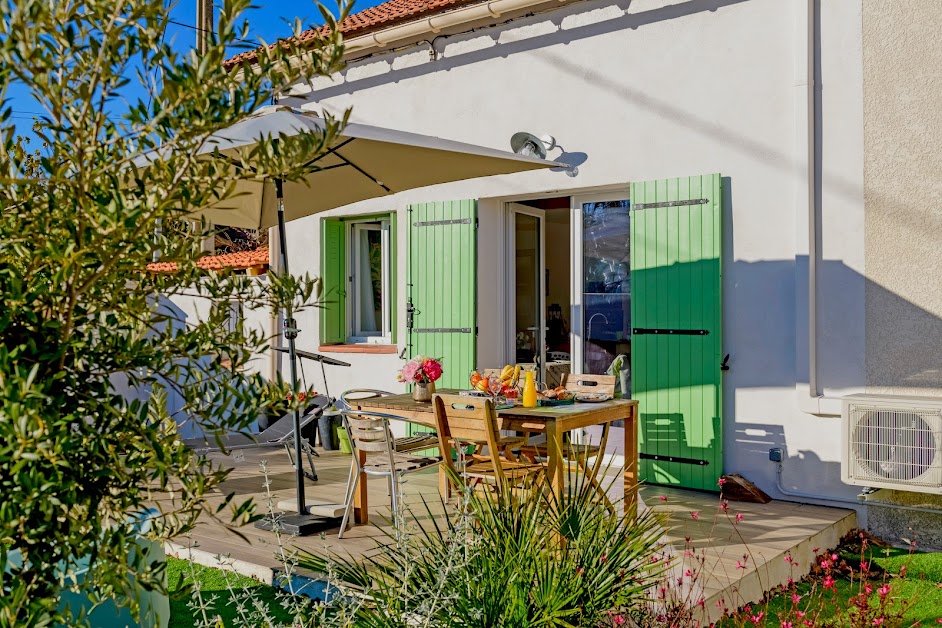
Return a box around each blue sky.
[8,0,383,139]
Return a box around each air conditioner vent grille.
[847,403,942,489]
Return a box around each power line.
[166,18,256,46]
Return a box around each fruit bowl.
[469,365,522,399]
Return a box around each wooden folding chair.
[432,394,543,495]
[520,373,616,511]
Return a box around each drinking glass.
[487,375,505,404]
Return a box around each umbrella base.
[254,513,338,537]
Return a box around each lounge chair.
[182,394,331,481]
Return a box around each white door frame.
[570,190,631,376]
[505,202,546,379]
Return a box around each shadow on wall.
[606,256,942,393]
[301,0,866,209]
[311,0,752,102]
[732,421,845,495]
[624,255,942,491]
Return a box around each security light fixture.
[511,131,556,159]
[510,131,578,177]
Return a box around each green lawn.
[748,545,942,626]
[166,557,295,628]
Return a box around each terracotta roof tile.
[224,0,488,68]
[147,246,270,274]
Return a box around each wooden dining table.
[349,390,639,525]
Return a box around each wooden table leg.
[353,449,369,524]
[545,419,564,507]
[624,407,638,521]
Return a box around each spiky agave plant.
[298,466,665,627]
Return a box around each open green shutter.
[407,200,477,389]
[389,214,397,344]
[320,218,346,344]
[630,174,723,491]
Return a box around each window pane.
[356,227,384,334]
[582,200,630,380]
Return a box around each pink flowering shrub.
[715,533,914,628]
[633,478,919,628]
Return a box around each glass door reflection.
[582,200,630,392]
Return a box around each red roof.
[224,0,487,68]
[147,246,270,274]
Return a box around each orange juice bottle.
[522,371,538,408]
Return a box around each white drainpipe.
[795,0,841,417]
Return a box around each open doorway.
[508,197,572,386]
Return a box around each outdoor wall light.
[510,131,579,177]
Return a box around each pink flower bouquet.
[397,355,443,384]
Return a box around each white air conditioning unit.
[842,394,942,494]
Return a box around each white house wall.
[271,0,866,503]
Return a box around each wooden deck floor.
[166,448,856,623]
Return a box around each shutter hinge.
[632,328,709,336]
[633,198,709,210]
[412,218,472,227]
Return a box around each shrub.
[298,470,666,627]
[0,1,350,624]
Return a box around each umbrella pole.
[275,179,308,516]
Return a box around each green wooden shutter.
[407,200,477,389]
[320,218,346,344]
[630,174,723,491]
[389,214,397,344]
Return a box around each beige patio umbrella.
[181,105,565,533]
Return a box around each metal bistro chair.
[340,389,439,453]
[338,410,442,538]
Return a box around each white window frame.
[504,202,546,381]
[346,218,392,344]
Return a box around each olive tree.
[0,1,349,625]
